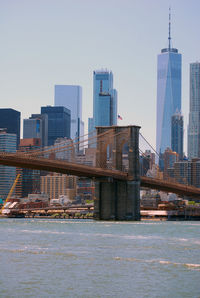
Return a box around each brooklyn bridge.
[0,125,200,220]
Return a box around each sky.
[1,0,200,153]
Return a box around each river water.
[0,218,200,298]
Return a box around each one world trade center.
[156,10,181,162]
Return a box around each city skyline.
[1,1,200,153]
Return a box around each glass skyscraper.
[156,12,181,158]
[171,111,183,160]
[54,85,84,141]
[93,70,117,127]
[188,62,200,160]
[41,106,71,146]
[0,108,21,148]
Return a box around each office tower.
[156,11,181,158]
[16,138,41,198]
[171,111,183,160]
[23,114,48,147]
[23,118,43,144]
[163,147,179,178]
[173,161,191,185]
[93,70,117,127]
[188,62,200,160]
[41,106,71,146]
[0,129,17,200]
[0,108,20,147]
[54,85,84,141]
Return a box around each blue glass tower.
[171,111,183,160]
[156,11,181,158]
[54,85,84,141]
[93,70,117,127]
[0,108,21,148]
[41,106,71,146]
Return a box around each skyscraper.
[23,114,48,147]
[41,106,71,146]
[156,10,181,158]
[0,108,21,148]
[54,85,84,141]
[188,62,200,160]
[0,129,17,200]
[171,111,183,160]
[16,138,41,198]
[93,70,117,127]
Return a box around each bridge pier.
[94,180,140,220]
[94,125,141,220]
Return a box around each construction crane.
[0,174,21,214]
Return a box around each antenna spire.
[168,7,171,50]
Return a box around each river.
[0,218,199,297]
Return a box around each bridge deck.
[0,153,200,199]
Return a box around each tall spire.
[168,7,171,50]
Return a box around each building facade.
[156,13,181,158]
[54,85,84,142]
[93,70,117,127]
[16,138,41,198]
[23,118,42,141]
[188,62,200,160]
[23,114,48,147]
[24,114,48,147]
[163,147,179,178]
[0,130,17,200]
[0,109,20,148]
[40,174,77,201]
[171,111,183,160]
[41,106,71,146]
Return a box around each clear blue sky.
[1,0,200,153]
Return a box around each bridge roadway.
[0,153,200,199]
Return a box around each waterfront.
[0,219,200,297]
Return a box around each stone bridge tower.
[94,125,141,220]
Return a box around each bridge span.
[0,151,200,199]
[0,125,200,220]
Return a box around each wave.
[113,257,200,270]
[14,229,200,246]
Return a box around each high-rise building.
[188,62,200,160]
[41,106,71,146]
[163,147,179,178]
[156,11,181,158]
[23,118,43,144]
[93,70,117,127]
[16,138,41,198]
[0,108,20,148]
[54,85,84,141]
[171,111,183,160]
[0,129,17,200]
[23,114,48,147]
